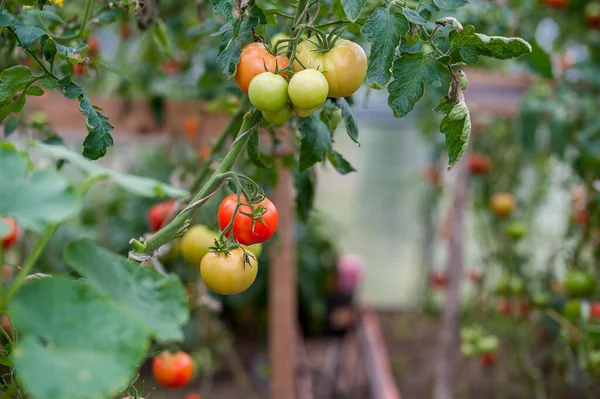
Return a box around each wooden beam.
[269,161,297,399]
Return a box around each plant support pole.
[433,154,468,399]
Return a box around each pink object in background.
[337,254,365,294]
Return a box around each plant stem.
[138,110,259,255]
[7,28,58,80]
[188,101,248,194]
[2,225,57,309]
[35,0,94,41]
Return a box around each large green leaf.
[217,14,258,77]
[0,10,16,27]
[0,66,40,121]
[62,82,114,160]
[33,142,188,198]
[210,0,235,23]
[449,25,531,63]
[433,0,468,9]
[13,22,47,49]
[64,239,189,343]
[298,113,332,172]
[402,8,427,25]
[438,97,471,169]
[342,0,366,22]
[9,278,149,399]
[362,5,408,89]
[0,143,80,231]
[327,150,356,175]
[337,98,359,144]
[525,38,553,79]
[387,52,428,118]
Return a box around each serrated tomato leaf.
[298,113,332,172]
[337,98,359,144]
[362,5,408,89]
[64,239,189,343]
[342,0,366,22]
[0,143,81,231]
[402,8,427,25]
[439,98,471,169]
[217,15,259,77]
[0,66,40,121]
[449,25,531,62]
[13,22,47,48]
[387,52,427,118]
[210,0,235,23]
[328,150,356,175]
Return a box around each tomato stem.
[34,0,94,41]
[137,109,261,256]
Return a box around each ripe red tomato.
[576,209,589,226]
[292,39,367,98]
[497,297,511,317]
[422,165,441,187]
[217,194,278,245]
[467,269,483,283]
[543,0,570,9]
[162,59,180,75]
[185,394,202,399]
[585,3,600,29]
[490,193,515,218]
[73,63,86,76]
[87,36,100,57]
[152,350,194,388]
[184,116,200,142]
[467,153,492,175]
[236,42,290,94]
[480,353,496,366]
[1,218,18,249]
[200,247,258,295]
[591,302,600,318]
[148,200,176,232]
[430,271,447,289]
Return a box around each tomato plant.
[152,350,194,388]
[217,194,279,246]
[200,247,258,295]
[235,42,290,94]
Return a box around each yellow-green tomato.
[200,247,258,295]
[248,243,262,258]
[248,72,289,112]
[271,33,290,52]
[181,225,219,266]
[293,105,319,118]
[288,69,329,109]
[292,39,367,98]
[262,104,292,126]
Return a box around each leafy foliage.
[298,113,332,172]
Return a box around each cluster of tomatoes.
[236,35,367,125]
[460,325,500,367]
[148,193,278,296]
[543,0,600,29]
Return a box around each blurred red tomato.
[467,153,492,175]
[480,353,496,366]
[87,36,100,57]
[422,165,441,187]
[543,0,570,10]
[585,2,600,29]
[430,272,447,289]
[498,297,511,317]
[467,269,483,283]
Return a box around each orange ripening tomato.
[152,350,194,388]
[235,42,289,94]
[184,116,200,141]
[87,36,100,57]
[185,394,202,399]
[162,59,180,75]
[1,218,19,249]
[490,193,515,218]
[73,63,86,76]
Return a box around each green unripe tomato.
[271,33,290,52]
[563,299,581,321]
[248,243,262,259]
[461,342,477,358]
[288,69,329,110]
[532,292,551,308]
[505,220,527,240]
[248,72,289,112]
[477,335,499,353]
[262,104,292,126]
[181,225,219,266]
[564,271,596,298]
[293,105,319,118]
[496,276,511,296]
[509,276,526,296]
[422,43,433,55]
[405,26,420,46]
[460,327,480,344]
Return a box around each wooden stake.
[269,162,297,399]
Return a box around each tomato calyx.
[209,237,257,268]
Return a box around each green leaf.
[0,10,16,27]
[64,239,189,343]
[328,150,356,175]
[342,0,366,22]
[320,101,342,134]
[3,118,20,136]
[62,83,114,160]
[449,25,532,62]
[458,46,478,64]
[33,141,188,198]
[247,129,271,168]
[433,0,468,9]
[40,76,59,90]
[337,98,359,144]
[26,85,44,96]
[440,100,471,169]
[24,9,65,23]
[13,22,47,48]
[361,5,408,89]
[0,143,81,231]
[402,8,427,25]
[152,20,175,59]
[295,169,316,222]
[387,52,427,118]
[96,10,118,23]
[218,15,259,77]
[0,66,38,121]
[434,97,456,114]
[9,277,149,399]
[298,113,332,172]
[525,38,553,79]
[210,0,235,23]
[422,64,441,87]
[56,42,88,64]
